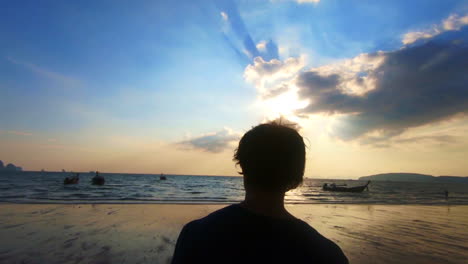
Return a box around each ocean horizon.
[2,171,468,205]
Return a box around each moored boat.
[64,177,79,185]
[323,181,370,193]
[64,173,80,185]
[92,171,105,185]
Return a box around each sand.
[0,204,467,264]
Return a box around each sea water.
[1,171,468,204]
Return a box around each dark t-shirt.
[172,204,348,264]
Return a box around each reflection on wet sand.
[0,204,467,263]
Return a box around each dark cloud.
[297,28,468,142]
[358,134,457,148]
[297,72,340,92]
[393,135,457,144]
[177,128,240,153]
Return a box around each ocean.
[1,171,468,204]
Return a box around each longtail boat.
[323,181,370,193]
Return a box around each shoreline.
[1,204,467,263]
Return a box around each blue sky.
[1,0,468,177]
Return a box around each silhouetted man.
[172,122,348,264]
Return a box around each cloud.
[403,13,468,44]
[6,57,81,88]
[243,55,309,121]
[358,133,458,148]
[177,128,241,153]
[442,14,468,31]
[255,40,280,61]
[220,11,228,21]
[256,41,267,51]
[393,135,457,145]
[245,56,303,82]
[296,27,468,143]
[296,0,320,3]
[1,130,33,136]
[244,56,305,92]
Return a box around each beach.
[0,204,467,264]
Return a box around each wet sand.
[0,204,467,264]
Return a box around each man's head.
[233,122,306,193]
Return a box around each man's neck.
[240,190,294,219]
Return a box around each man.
[172,122,348,263]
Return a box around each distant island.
[0,160,23,172]
[359,173,468,183]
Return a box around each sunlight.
[260,88,310,122]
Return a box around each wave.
[1,173,468,205]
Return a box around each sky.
[1,0,468,178]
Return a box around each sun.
[260,88,310,122]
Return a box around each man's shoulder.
[295,220,349,263]
[183,204,241,230]
[177,205,348,263]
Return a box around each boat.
[64,177,79,184]
[92,171,105,185]
[323,181,370,193]
[160,173,167,180]
[92,176,105,185]
[64,174,79,185]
